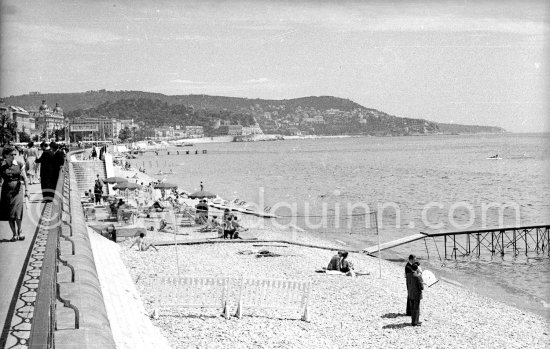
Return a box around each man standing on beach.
[405,254,416,315]
[406,264,424,326]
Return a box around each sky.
[1,0,548,132]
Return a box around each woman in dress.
[0,146,29,241]
[24,141,38,184]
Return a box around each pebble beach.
[119,229,549,349]
[112,163,549,348]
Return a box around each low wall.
[29,152,116,348]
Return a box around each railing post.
[477,233,480,257]
[513,229,517,255]
[501,230,505,256]
[523,229,529,256]
[453,235,456,260]
[535,228,539,252]
[491,231,495,256]
[444,235,447,259]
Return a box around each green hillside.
[1,90,505,136]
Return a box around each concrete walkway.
[88,228,171,349]
[0,183,45,348]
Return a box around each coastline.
[112,163,549,348]
[114,153,550,321]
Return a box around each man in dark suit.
[35,142,55,201]
[405,254,416,315]
[406,263,424,326]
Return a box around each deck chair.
[119,211,134,225]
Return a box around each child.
[129,232,159,252]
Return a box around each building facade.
[217,125,243,136]
[69,116,122,141]
[33,100,65,136]
[184,125,204,137]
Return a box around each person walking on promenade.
[35,142,56,201]
[0,146,29,241]
[406,263,424,326]
[24,141,38,184]
[405,254,416,316]
[53,142,66,171]
[91,147,97,160]
[49,142,63,191]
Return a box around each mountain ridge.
[1,90,506,135]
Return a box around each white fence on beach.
[152,276,231,317]
[235,277,311,321]
[150,276,311,321]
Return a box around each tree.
[53,127,66,141]
[118,126,131,142]
[0,112,17,145]
[18,131,31,143]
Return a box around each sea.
[132,133,550,319]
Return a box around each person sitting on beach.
[109,200,118,215]
[106,224,117,242]
[223,214,234,239]
[158,218,174,233]
[231,216,247,239]
[340,251,356,277]
[152,201,165,212]
[129,232,159,252]
[117,198,127,209]
[327,251,343,271]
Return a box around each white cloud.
[245,78,269,84]
[170,79,210,85]
[206,2,548,36]
[3,23,122,45]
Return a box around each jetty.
[364,225,550,259]
[363,233,427,254]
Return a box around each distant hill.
[1,91,364,113]
[1,90,505,135]
[437,123,506,134]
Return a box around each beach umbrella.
[189,190,216,199]
[104,176,129,184]
[153,182,178,189]
[113,182,142,190]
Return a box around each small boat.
[487,154,502,160]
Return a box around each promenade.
[0,177,170,348]
[0,183,43,348]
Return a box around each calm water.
[135,134,550,318]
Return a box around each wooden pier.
[363,225,550,259]
[425,225,550,259]
[363,233,428,254]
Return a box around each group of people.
[90,145,108,161]
[0,140,67,241]
[326,250,355,277]
[35,141,66,201]
[221,209,246,239]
